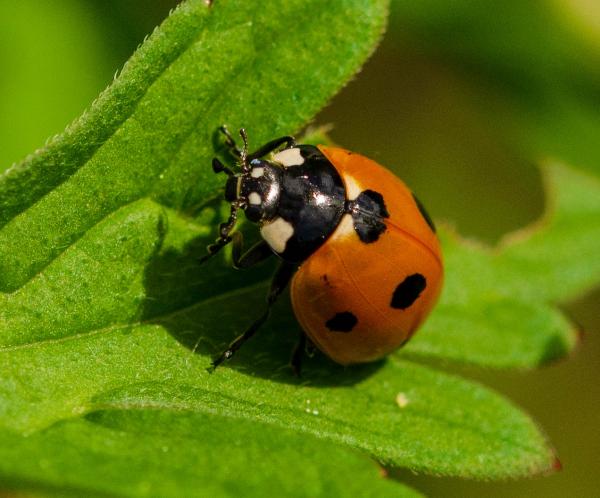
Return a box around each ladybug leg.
[247,135,296,162]
[198,199,244,265]
[290,332,306,377]
[290,333,317,377]
[231,233,273,269]
[209,262,296,371]
[200,221,273,268]
[219,126,296,167]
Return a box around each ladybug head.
[221,159,283,223]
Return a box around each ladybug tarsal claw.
[209,348,233,372]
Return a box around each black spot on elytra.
[325,311,358,333]
[391,273,427,309]
[412,193,436,233]
[346,189,389,243]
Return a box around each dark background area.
[1,1,598,496]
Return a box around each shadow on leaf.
[141,209,383,386]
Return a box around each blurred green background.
[1,0,598,496]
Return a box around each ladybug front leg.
[247,135,296,162]
[209,262,296,371]
[198,199,244,265]
[231,232,273,269]
[220,125,296,166]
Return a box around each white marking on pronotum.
[273,147,304,167]
[250,167,264,178]
[343,174,362,200]
[248,192,261,205]
[261,217,294,253]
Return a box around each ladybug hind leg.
[209,261,296,372]
[219,125,296,164]
[289,331,317,377]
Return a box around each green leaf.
[0,0,388,292]
[0,0,425,495]
[496,162,600,302]
[0,195,558,482]
[4,0,591,492]
[0,0,114,172]
[405,162,600,368]
[0,412,421,498]
[0,193,558,482]
[0,300,556,480]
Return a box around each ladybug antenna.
[239,128,250,172]
[218,125,250,172]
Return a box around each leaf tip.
[537,447,563,476]
[552,455,563,472]
[574,320,586,348]
[537,317,581,366]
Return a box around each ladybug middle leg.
[220,125,296,164]
[290,332,317,377]
[210,261,296,371]
[246,135,296,161]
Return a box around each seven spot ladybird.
[201,127,443,373]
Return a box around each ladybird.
[202,126,443,373]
